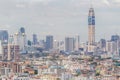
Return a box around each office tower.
[2,44,8,60]
[19,27,25,34]
[39,40,45,48]
[18,27,27,51]
[111,35,120,42]
[27,40,32,46]
[2,35,20,61]
[7,44,20,61]
[14,33,19,45]
[20,33,26,51]
[9,35,14,44]
[65,37,74,52]
[53,40,59,50]
[0,30,8,42]
[97,39,106,52]
[99,39,106,48]
[106,41,117,54]
[111,35,120,55]
[59,41,64,52]
[74,35,80,51]
[88,6,96,52]
[33,34,38,45]
[0,41,3,60]
[16,33,26,51]
[46,35,53,51]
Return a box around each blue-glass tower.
[45,35,53,51]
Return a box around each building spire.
[88,0,95,53]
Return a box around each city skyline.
[0,0,120,41]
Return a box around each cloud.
[111,0,120,7]
[102,0,110,6]
[114,0,120,3]
[14,0,56,6]
[15,0,56,4]
[0,25,11,30]
[16,4,26,8]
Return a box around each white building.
[53,40,59,51]
[18,33,26,51]
[0,67,11,76]
[0,40,3,60]
[106,41,118,55]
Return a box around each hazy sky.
[0,0,120,42]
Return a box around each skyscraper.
[14,33,19,45]
[111,35,120,42]
[65,37,74,52]
[46,35,53,51]
[0,30,8,42]
[7,44,20,61]
[106,41,117,54]
[88,6,96,52]
[0,40,3,60]
[17,27,27,52]
[19,27,25,34]
[74,35,80,51]
[33,34,38,45]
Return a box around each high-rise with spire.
[88,4,96,52]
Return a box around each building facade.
[65,37,74,52]
[88,7,96,53]
[0,30,8,43]
[46,35,53,51]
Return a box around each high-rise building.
[39,40,45,48]
[7,44,20,61]
[18,27,27,52]
[0,30,8,42]
[19,27,25,34]
[14,33,19,45]
[65,37,74,52]
[59,41,64,52]
[1,34,20,61]
[98,39,106,51]
[0,41,3,60]
[33,34,38,45]
[111,35,120,55]
[88,6,96,52]
[9,35,14,44]
[106,41,117,54]
[99,39,106,48]
[111,35,120,42]
[2,44,8,60]
[45,35,53,51]
[53,40,59,50]
[74,35,80,51]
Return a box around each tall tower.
[65,37,74,52]
[33,34,38,45]
[46,35,53,51]
[88,5,95,52]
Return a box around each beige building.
[88,7,96,52]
